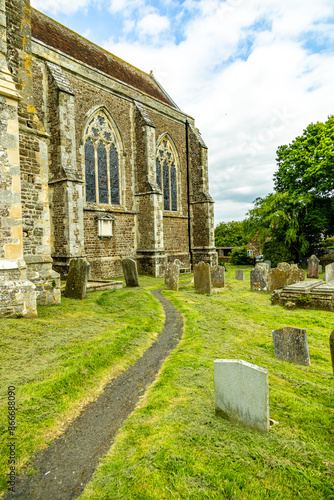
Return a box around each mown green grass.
[80,266,334,499]
[0,277,166,494]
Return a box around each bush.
[230,246,253,265]
[262,241,296,268]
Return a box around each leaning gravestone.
[122,258,139,287]
[211,265,225,288]
[165,263,179,291]
[286,266,305,286]
[307,254,319,279]
[214,359,269,432]
[330,331,334,375]
[235,269,244,280]
[194,261,212,294]
[272,327,310,366]
[250,263,269,292]
[64,258,90,299]
[268,267,286,293]
[325,263,334,282]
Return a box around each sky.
[30,0,334,226]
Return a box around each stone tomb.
[64,258,90,299]
[277,262,290,271]
[250,263,269,292]
[214,359,269,432]
[307,254,319,279]
[211,265,225,288]
[268,265,305,293]
[272,280,334,311]
[122,258,140,287]
[272,327,310,366]
[194,261,212,294]
[235,269,244,280]
[165,262,180,291]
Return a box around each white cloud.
[31,0,91,15]
[137,13,170,38]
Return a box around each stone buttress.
[187,122,217,267]
[134,102,166,277]
[3,0,60,306]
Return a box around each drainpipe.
[185,120,193,269]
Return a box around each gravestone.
[264,260,271,268]
[194,261,212,294]
[64,258,90,299]
[330,331,334,375]
[235,269,244,280]
[319,265,323,273]
[277,262,290,271]
[272,327,310,366]
[122,258,139,287]
[211,265,225,288]
[325,263,334,282]
[286,266,305,286]
[268,267,286,292]
[165,263,179,291]
[214,359,269,432]
[307,254,319,279]
[250,263,269,292]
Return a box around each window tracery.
[156,137,178,212]
[84,111,120,205]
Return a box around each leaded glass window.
[84,111,120,206]
[156,137,178,212]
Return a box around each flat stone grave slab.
[214,359,269,432]
[271,280,334,311]
[272,327,310,366]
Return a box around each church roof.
[31,9,177,108]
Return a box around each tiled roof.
[31,9,176,108]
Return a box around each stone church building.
[0,0,217,317]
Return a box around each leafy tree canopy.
[247,116,334,260]
[215,220,251,247]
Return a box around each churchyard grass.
[81,266,334,500]
[0,281,165,494]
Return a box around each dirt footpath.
[7,288,183,500]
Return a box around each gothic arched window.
[84,111,120,205]
[156,137,178,212]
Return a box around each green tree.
[247,116,334,259]
[214,220,250,247]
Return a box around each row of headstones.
[215,328,334,433]
[165,260,226,293]
[250,262,306,293]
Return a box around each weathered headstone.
[194,261,212,294]
[330,331,334,375]
[64,258,90,299]
[319,264,323,273]
[268,267,286,292]
[277,262,290,271]
[286,266,305,286]
[325,263,334,282]
[165,263,179,291]
[214,359,269,433]
[211,265,225,288]
[307,254,319,279]
[235,269,244,280]
[122,258,139,287]
[250,263,269,292]
[264,260,271,269]
[272,327,310,366]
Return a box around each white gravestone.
[214,359,269,432]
